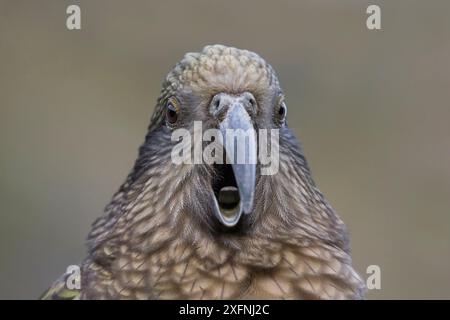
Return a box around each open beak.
[212,102,257,227]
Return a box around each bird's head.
[139,45,288,230]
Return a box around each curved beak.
[214,102,257,227]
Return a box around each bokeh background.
[1,0,450,299]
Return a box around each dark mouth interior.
[213,164,241,218]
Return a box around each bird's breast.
[82,240,364,299]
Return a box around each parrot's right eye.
[165,98,179,125]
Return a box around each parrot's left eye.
[275,98,287,125]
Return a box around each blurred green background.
[1,0,450,299]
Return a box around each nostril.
[214,98,221,110]
[210,94,227,117]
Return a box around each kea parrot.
[41,45,365,300]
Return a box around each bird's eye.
[279,104,286,117]
[165,98,179,125]
[276,100,287,125]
